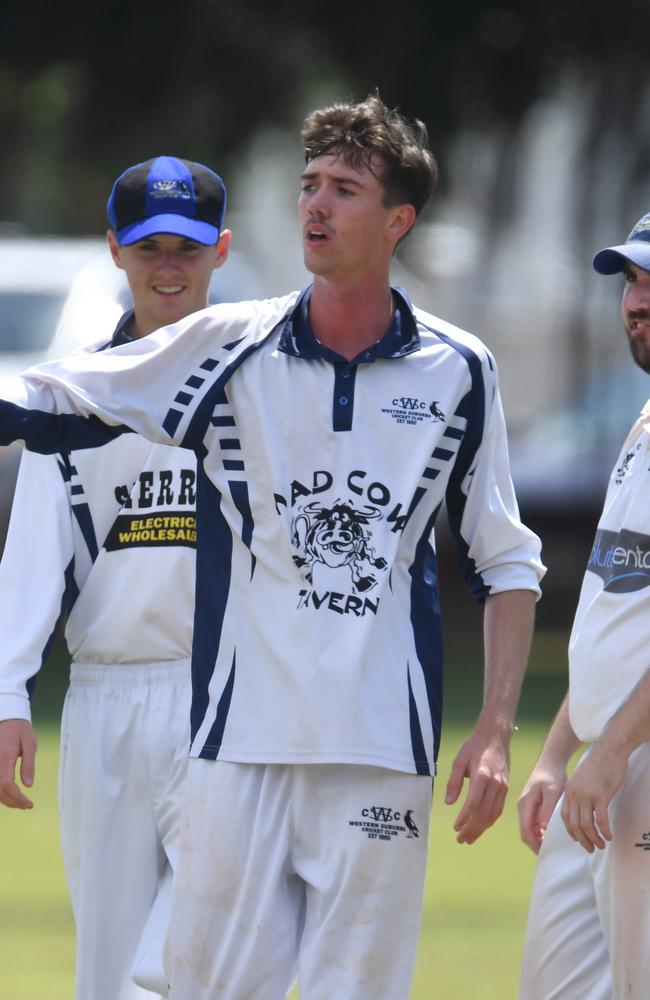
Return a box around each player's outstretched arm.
[0,719,36,809]
[561,667,650,853]
[445,589,536,844]
[0,296,297,455]
[517,694,581,854]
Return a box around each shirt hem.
[191,745,433,776]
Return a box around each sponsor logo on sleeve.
[588,529,650,592]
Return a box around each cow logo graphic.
[291,500,388,593]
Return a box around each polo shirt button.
[339,396,349,406]
[341,370,351,378]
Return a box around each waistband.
[70,658,191,685]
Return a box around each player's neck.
[309,277,395,361]
[128,303,209,340]
[125,314,148,340]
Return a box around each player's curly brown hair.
[301,94,438,217]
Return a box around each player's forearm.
[479,589,536,735]
[444,590,535,845]
[534,694,582,770]
[595,667,650,760]
[558,677,650,852]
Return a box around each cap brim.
[593,243,650,275]
[116,214,220,246]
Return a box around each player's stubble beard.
[625,309,650,374]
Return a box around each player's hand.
[560,744,626,853]
[445,722,510,845]
[0,718,37,809]
[517,759,567,855]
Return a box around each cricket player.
[0,155,230,1000]
[0,95,544,999]
[518,212,650,1000]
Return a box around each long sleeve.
[445,349,544,600]
[0,450,76,721]
[0,295,298,454]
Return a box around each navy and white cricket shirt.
[0,312,199,723]
[0,288,544,775]
[569,403,650,742]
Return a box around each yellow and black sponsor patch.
[104,512,197,551]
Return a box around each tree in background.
[0,0,648,235]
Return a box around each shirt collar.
[277,285,421,364]
[109,309,136,348]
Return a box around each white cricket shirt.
[0,313,197,723]
[0,288,544,774]
[569,403,650,742]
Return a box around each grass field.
[0,631,568,998]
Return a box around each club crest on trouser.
[404,809,420,838]
[348,805,421,841]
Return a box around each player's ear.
[213,229,232,271]
[106,229,125,269]
[386,204,416,247]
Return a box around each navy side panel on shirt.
[26,557,78,701]
[179,331,282,453]
[427,326,490,601]
[189,460,233,746]
[408,501,444,771]
[57,453,100,562]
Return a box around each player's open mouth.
[307,229,328,243]
[155,285,185,295]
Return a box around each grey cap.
[593,212,650,274]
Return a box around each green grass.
[410,718,545,999]
[0,628,569,998]
[0,717,558,999]
[0,723,75,1000]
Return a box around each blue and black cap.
[107,155,226,246]
[593,212,650,275]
